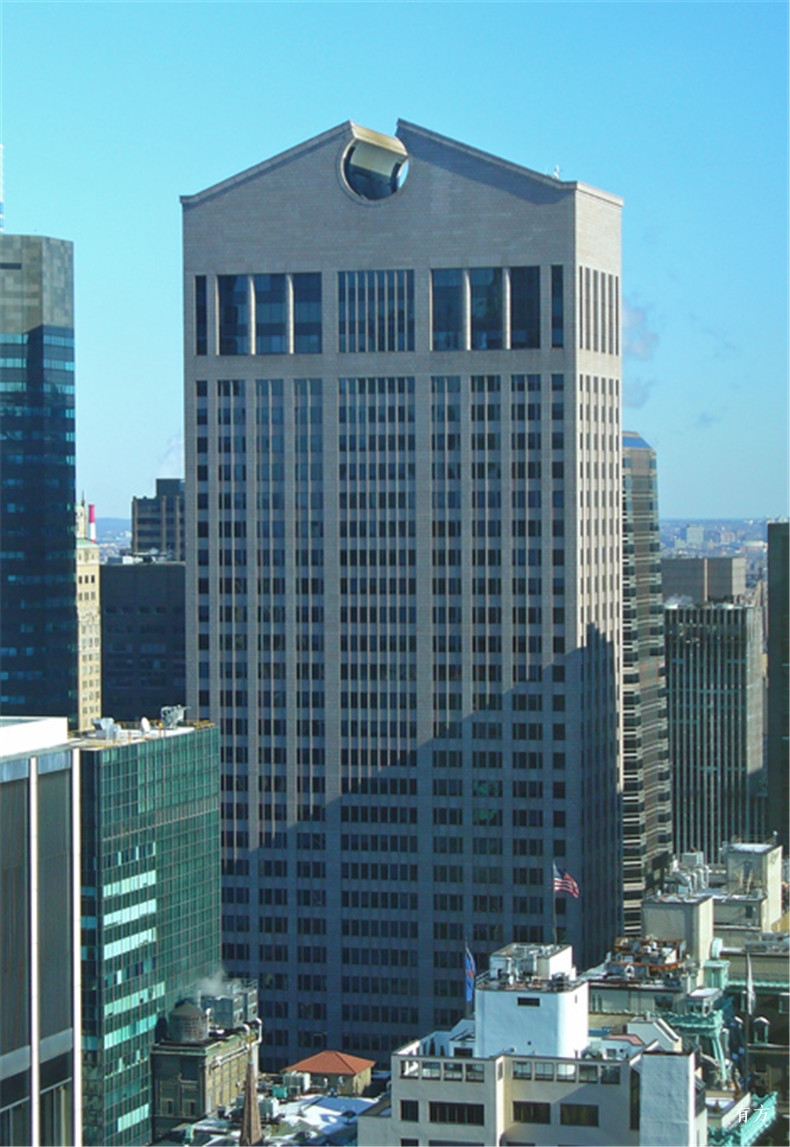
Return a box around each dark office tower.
[0,236,77,722]
[0,717,81,1147]
[766,521,789,848]
[183,122,623,1066]
[621,432,671,935]
[665,602,763,861]
[100,559,186,721]
[132,478,186,560]
[79,717,220,1146]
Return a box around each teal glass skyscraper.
[0,235,77,723]
[79,719,221,1146]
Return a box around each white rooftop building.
[358,943,707,1147]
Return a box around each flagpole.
[550,860,557,945]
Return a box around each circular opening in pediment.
[342,141,409,201]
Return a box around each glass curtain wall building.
[0,236,77,724]
[621,432,671,935]
[182,121,624,1068]
[0,716,81,1147]
[79,720,220,1146]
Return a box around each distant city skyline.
[1,2,787,518]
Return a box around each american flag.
[553,862,580,898]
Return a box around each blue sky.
[2,1,787,518]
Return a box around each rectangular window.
[338,270,414,352]
[513,1101,550,1124]
[470,268,503,349]
[511,266,540,349]
[400,1100,418,1122]
[218,275,249,355]
[195,275,207,355]
[432,269,464,350]
[560,1104,599,1127]
[254,274,287,354]
[429,1102,485,1126]
[293,273,322,354]
[551,265,564,347]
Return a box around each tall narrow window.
[551,266,564,348]
[432,269,464,350]
[470,268,503,350]
[218,275,249,355]
[254,274,286,354]
[195,276,207,356]
[511,267,540,349]
[293,273,322,354]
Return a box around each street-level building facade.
[183,121,623,1067]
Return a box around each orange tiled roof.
[284,1050,375,1076]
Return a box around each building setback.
[182,121,624,1067]
[78,718,221,1146]
[621,431,671,934]
[0,716,81,1147]
[0,235,78,723]
[665,602,763,860]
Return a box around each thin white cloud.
[623,302,659,361]
[623,378,657,409]
[157,431,184,479]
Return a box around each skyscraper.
[183,121,623,1066]
[78,717,220,1146]
[621,431,671,934]
[0,235,77,723]
[76,500,102,730]
[766,521,789,848]
[132,478,186,560]
[100,558,185,721]
[665,601,763,860]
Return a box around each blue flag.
[464,944,476,1007]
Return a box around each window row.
[196,273,322,357]
[432,266,563,351]
[194,264,581,355]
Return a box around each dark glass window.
[429,1102,485,1126]
[254,275,287,354]
[293,273,322,354]
[551,265,564,347]
[218,275,249,355]
[432,269,464,350]
[338,270,414,352]
[470,268,503,350]
[511,267,540,349]
[400,1100,418,1121]
[38,770,72,1037]
[561,1104,599,1127]
[195,276,207,356]
[513,1101,550,1124]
